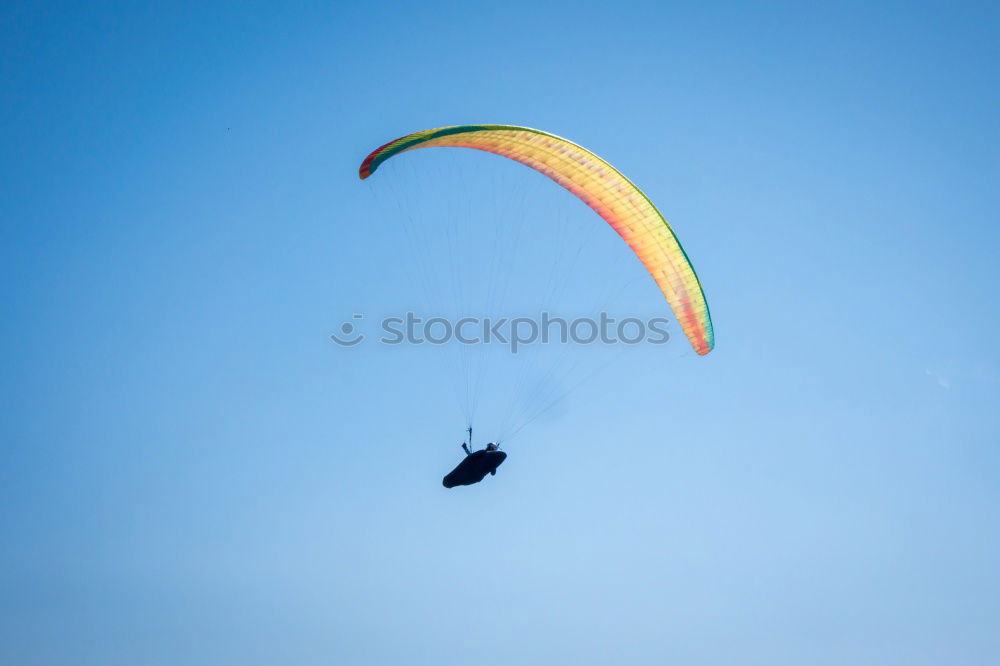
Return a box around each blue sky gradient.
[2,2,999,664]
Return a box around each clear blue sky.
[2,2,999,664]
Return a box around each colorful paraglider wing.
[359,125,714,355]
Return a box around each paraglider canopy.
[359,124,714,355]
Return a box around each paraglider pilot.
[443,428,506,488]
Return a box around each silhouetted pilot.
[443,441,506,488]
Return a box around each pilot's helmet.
[486,442,498,451]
